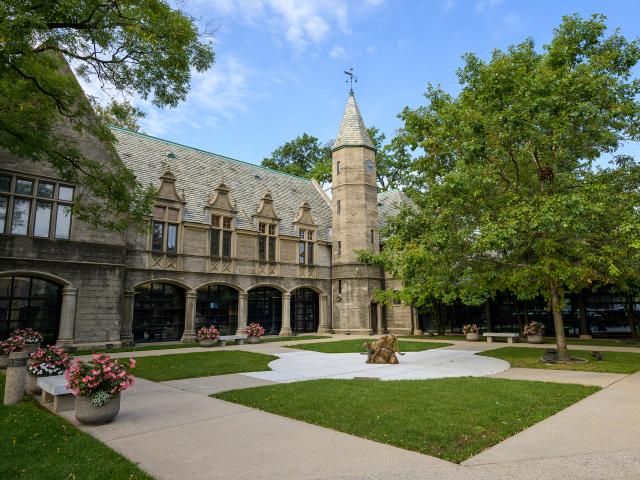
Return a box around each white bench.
[483,332,519,344]
[218,335,247,346]
[38,375,75,412]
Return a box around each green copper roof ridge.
[108,125,313,183]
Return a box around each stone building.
[0,91,418,347]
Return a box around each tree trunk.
[515,300,524,335]
[549,279,569,362]
[484,300,493,331]
[578,293,589,338]
[624,295,639,342]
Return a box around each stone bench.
[218,335,247,346]
[38,375,75,413]
[483,332,519,344]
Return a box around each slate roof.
[111,127,334,241]
[332,92,374,150]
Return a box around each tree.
[366,14,640,361]
[0,1,215,230]
[262,133,332,184]
[92,99,145,133]
[263,127,412,191]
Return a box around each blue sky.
[125,0,640,166]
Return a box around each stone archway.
[248,286,282,336]
[290,288,320,333]
[133,282,186,342]
[195,284,239,335]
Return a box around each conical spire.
[332,91,374,151]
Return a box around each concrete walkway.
[490,367,626,387]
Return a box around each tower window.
[337,240,342,256]
[370,229,374,243]
[338,280,342,294]
[337,200,341,214]
[337,161,341,174]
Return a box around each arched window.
[196,285,238,335]
[0,276,62,345]
[133,283,185,342]
[290,288,319,333]
[248,287,281,336]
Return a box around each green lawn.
[0,375,153,480]
[73,335,331,356]
[216,378,598,463]
[285,338,452,353]
[133,350,277,382]
[403,335,640,348]
[479,347,640,374]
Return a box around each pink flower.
[129,358,136,368]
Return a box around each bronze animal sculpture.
[363,334,400,364]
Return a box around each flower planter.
[198,338,218,348]
[527,334,543,344]
[0,354,9,369]
[75,393,121,425]
[23,343,41,354]
[466,333,480,342]
[247,335,260,344]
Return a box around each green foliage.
[262,133,332,183]
[369,14,640,357]
[216,377,598,462]
[262,127,412,190]
[0,0,215,230]
[285,339,451,353]
[92,99,146,132]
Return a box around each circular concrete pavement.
[241,348,510,383]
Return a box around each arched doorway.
[196,285,239,335]
[290,288,319,333]
[248,287,281,336]
[0,276,62,345]
[133,282,185,342]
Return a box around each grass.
[403,335,640,348]
[479,347,640,374]
[285,338,452,353]
[72,335,331,356]
[216,377,598,463]
[0,375,153,480]
[133,350,277,382]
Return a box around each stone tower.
[330,91,383,334]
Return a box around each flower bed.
[246,323,266,337]
[462,324,479,334]
[524,321,544,336]
[197,325,220,340]
[10,328,43,345]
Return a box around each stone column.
[236,291,248,335]
[279,292,292,336]
[4,352,28,405]
[377,303,384,334]
[120,291,135,346]
[181,291,197,343]
[56,287,77,347]
[317,293,331,333]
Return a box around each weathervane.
[344,68,357,93]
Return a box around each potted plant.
[26,346,72,395]
[66,354,135,425]
[10,328,43,353]
[0,337,23,369]
[245,323,265,344]
[197,326,220,347]
[463,324,480,341]
[524,321,545,344]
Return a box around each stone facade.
[0,92,416,347]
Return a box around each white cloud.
[366,45,375,55]
[503,13,522,31]
[329,45,346,59]
[138,55,252,136]
[199,0,382,52]
[475,0,502,14]
[442,0,456,13]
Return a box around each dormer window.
[258,222,277,263]
[152,206,180,254]
[211,214,234,258]
[298,228,315,265]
